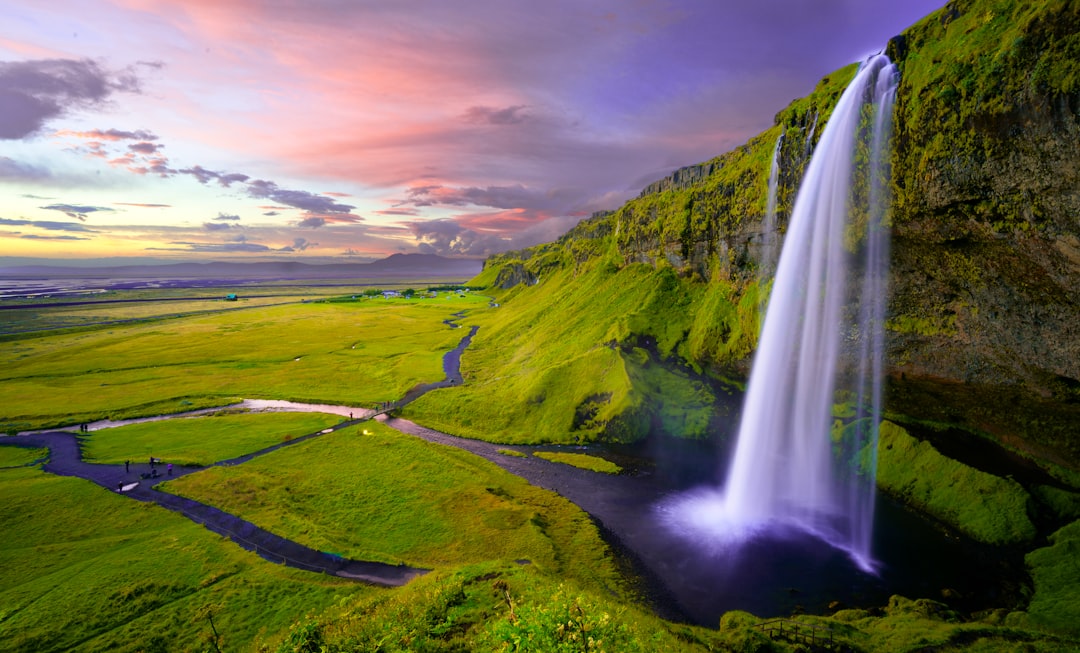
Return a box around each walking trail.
[0,316,480,587]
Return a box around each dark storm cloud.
[0,59,143,140]
[39,203,115,221]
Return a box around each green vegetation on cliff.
[1020,519,1080,637]
[875,421,1036,545]
[403,259,735,445]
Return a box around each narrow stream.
[1,316,1029,624]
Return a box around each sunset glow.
[1,0,945,263]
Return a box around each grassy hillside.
[404,259,739,444]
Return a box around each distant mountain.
[0,253,483,280]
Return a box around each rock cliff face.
[480,0,1080,467]
[884,0,1080,461]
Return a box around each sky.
[1,0,946,264]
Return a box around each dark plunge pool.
[567,436,1027,627]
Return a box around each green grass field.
[0,446,46,468]
[81,412,345,466]
[0,465,372,653]
[533,451,622,474]
[0,296,485,432]
[162,421,623,587]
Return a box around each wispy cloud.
[278,237,316,252]
[114,202,171,208]
[0,156,53,182]
[151,241,274,253]
[0,217,97,232]
[0,59,146,140]
[20,234,90,240]
[462,105,530,125]
[39,203,115,221]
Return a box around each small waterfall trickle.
[759,131,784,281]
[803,111,819,159]
[661,54,898,573]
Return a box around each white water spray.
[662,55,898,572]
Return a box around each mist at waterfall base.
[659,55,898,581]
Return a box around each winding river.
[1,314,1016,625]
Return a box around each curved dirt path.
[0,316,481,586]
[6,430,427,586]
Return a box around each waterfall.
[661,55,898,573]
[759,131,784,281]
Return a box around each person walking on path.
[125,460,129,473]
[167,463,173,476]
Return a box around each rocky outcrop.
[884,0,1080,461]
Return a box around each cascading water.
[661,54,898,573]
[758,131,784,281]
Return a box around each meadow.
[161,420,622,579]
[0,465,373,653]
[81,412,344,466]
[2,282,1078,651]
[0,294,486,433]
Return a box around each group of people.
[117,457,173,492]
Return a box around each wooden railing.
[758,618,836,649]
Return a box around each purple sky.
[0,0,946,262]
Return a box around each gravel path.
[5,430,427,586]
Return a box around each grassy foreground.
[0,465,371,653]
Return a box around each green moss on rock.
[875,421,1036,545]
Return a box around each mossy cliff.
[456,0,1079,479]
